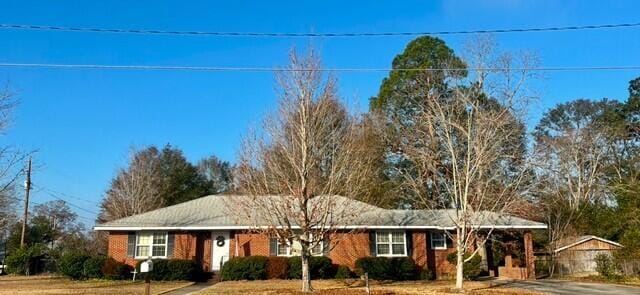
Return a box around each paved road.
[498,279,640,295]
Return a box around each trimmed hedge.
[266,256,289,279]
[58,253,91,280]
[354,257,417,280]
[220,256,337,281]
[446,252,482,279]
[135,259,200,281]
[101,258,132,280]
[287,256,334,279]
[221,256,268,281]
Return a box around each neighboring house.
[553,235,622,275]
[94,195,546,279]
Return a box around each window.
[376,231,406,256]
[275,236,324,257]
[136,232,168,258]
[430,231,447,250]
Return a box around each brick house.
[94,195,545,279]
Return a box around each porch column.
[523,230,535,279]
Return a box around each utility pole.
[20,157,32,248]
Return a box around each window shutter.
[269,238,278,256]
[322,235,330,256]
[127,232,136,257]
[405,231,413,257]
[369,231,376,257]
[167,233,175,258]
[446,233,454,249]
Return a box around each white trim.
[94,224,547,231]
[554,236,623,253]
[430,231,447,250]
[134,231,168,259]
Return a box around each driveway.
[497,279,640,295]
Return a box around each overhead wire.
[1,62,639,72]
[1,22,639,37]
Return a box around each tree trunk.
[301,253,312,292]
[455,244,464,290]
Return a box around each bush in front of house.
[82,255,107,279]
[287,256,335,279]
[354,257,418,280]
[265,256,289,279]
[446,252,482,280]
[58,252,92,279]
[220,256,268,280]
[135,259,200,281]
[101,257,132,280]
[334,265,354,279]
[5,244,45,275]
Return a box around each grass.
[198,279,546,295]
[0,274,193,295]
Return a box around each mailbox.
[140,258,153,273]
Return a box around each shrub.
[101,258,132,280]
[58,253,91,280]
[595,253,620,280]
[83,256,106,279]
[266,256,289,279]
[287,256,334,279]
[355,257,391,280]
[135,259,199,281]
[354,257,417,280]
[334,265,354,279]
[221,256,268,281]
[419,269,434,280]
[446,252,482,280]
[5,244,45,275]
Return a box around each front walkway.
[497,279,640,295]
[161,282,216,295]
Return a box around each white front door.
[211,231,230,271]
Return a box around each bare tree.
[233,48,375,292]
[399,38,537,290]
[532,99,611,274]
[0,84,26,237]
[97,148,163,223]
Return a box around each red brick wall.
[229,231,270,257]
[107,229,459,277]
[425,231,457,278]
[107,231,137,266]
[411,231,428,270]
[107,231,212,272]
[329,231,370,269]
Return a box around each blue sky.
[2,1,639,224]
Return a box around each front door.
[211,231,230,271]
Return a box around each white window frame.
[135,231,168,259]
[275,236,324,257]
[430,231,447,250]
[375,231,407,257]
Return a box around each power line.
[1,62,639,72]
[33,184,100,205]
[44,192,99,216]
[1,22,639,37]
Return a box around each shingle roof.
[94,195,546,231]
